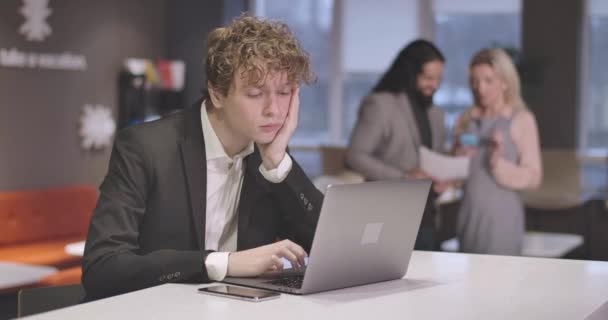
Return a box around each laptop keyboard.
[264,275,304,289]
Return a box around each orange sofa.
[0,185,97,289]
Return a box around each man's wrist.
[205,252,230,281]
[259,154,292,183]
[261,152,285,170]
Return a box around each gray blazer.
[346,92,445,180]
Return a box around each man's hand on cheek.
[258,87,299,170]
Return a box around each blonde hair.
[455,48,526,134]
[204,14,315,98]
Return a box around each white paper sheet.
[419,146,470,180]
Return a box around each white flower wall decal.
[19,0,52,42]
[79,104,116,150]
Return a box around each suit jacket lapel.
[428,107,443,151]
[179,103,207,250]
[397,93,422,151]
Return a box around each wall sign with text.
[0,0,88,71]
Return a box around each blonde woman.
[453,48,542,255]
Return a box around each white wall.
[341,0,522,73]
[590,0,608,15]
[342,0,420,73]
[433,0,520,14]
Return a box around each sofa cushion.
[0,185,97,245]
[0,236,85,269]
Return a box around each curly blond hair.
[204,14,316,98]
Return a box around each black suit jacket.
[82,103,323,300]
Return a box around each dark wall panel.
[0,0,166,190]
[522,0,584,148]
[166,0,247,105]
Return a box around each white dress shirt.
[200,101,293,281]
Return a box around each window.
[583,0,608,154]
[432,1,521,139]
[252,1,521,177]
[341,72,380,139]
[254,0,421,177]
[254,0,420,146]
[254,0,334,145]
[341,0,420,142]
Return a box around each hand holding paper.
[419,146,470,180]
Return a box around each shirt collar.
[200,100,255,162]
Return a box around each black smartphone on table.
[198,285,280,302]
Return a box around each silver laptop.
[222,179,431,295]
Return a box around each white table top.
[0,261,56,290]
[441,231,584,258]
[64,240,85,257]
[25,251,608,320]
[522,231,583,257]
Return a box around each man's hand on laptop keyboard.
[226,239,307,277]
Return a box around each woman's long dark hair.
[373,39,445,95]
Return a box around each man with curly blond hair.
[82,15,322,300]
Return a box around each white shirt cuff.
[205,252,230,281]
[259,154,293,183]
